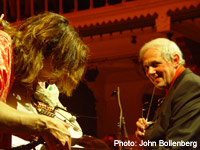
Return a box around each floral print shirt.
[0,30,14,103]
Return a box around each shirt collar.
[165,66,185,97]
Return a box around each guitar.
[6,83,83,150]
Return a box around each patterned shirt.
[0,30,14,148]
[0,30,14,103]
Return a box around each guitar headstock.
[32,95,83,139]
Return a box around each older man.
[135,38,200,149]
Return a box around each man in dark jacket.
[135,38,200,150]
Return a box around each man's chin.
[153,83,166,90]
[155,86,165,90]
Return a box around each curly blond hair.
[2,12,89,96]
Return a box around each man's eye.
[152,62,160,67]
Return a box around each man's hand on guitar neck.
[39,114,71,150]
[0,100,71,150]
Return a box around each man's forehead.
[143,47,161,55]
[143,48,162,60]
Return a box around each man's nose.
[147,66,155,75]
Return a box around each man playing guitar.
[7,82,83,150]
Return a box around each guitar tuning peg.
[69,116,76,122]
[73,126,79,131]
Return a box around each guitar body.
[7,82,83,149]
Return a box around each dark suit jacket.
[145,68,200,150]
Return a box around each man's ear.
[173,54,180,68]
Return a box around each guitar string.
[32,95,81,132]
